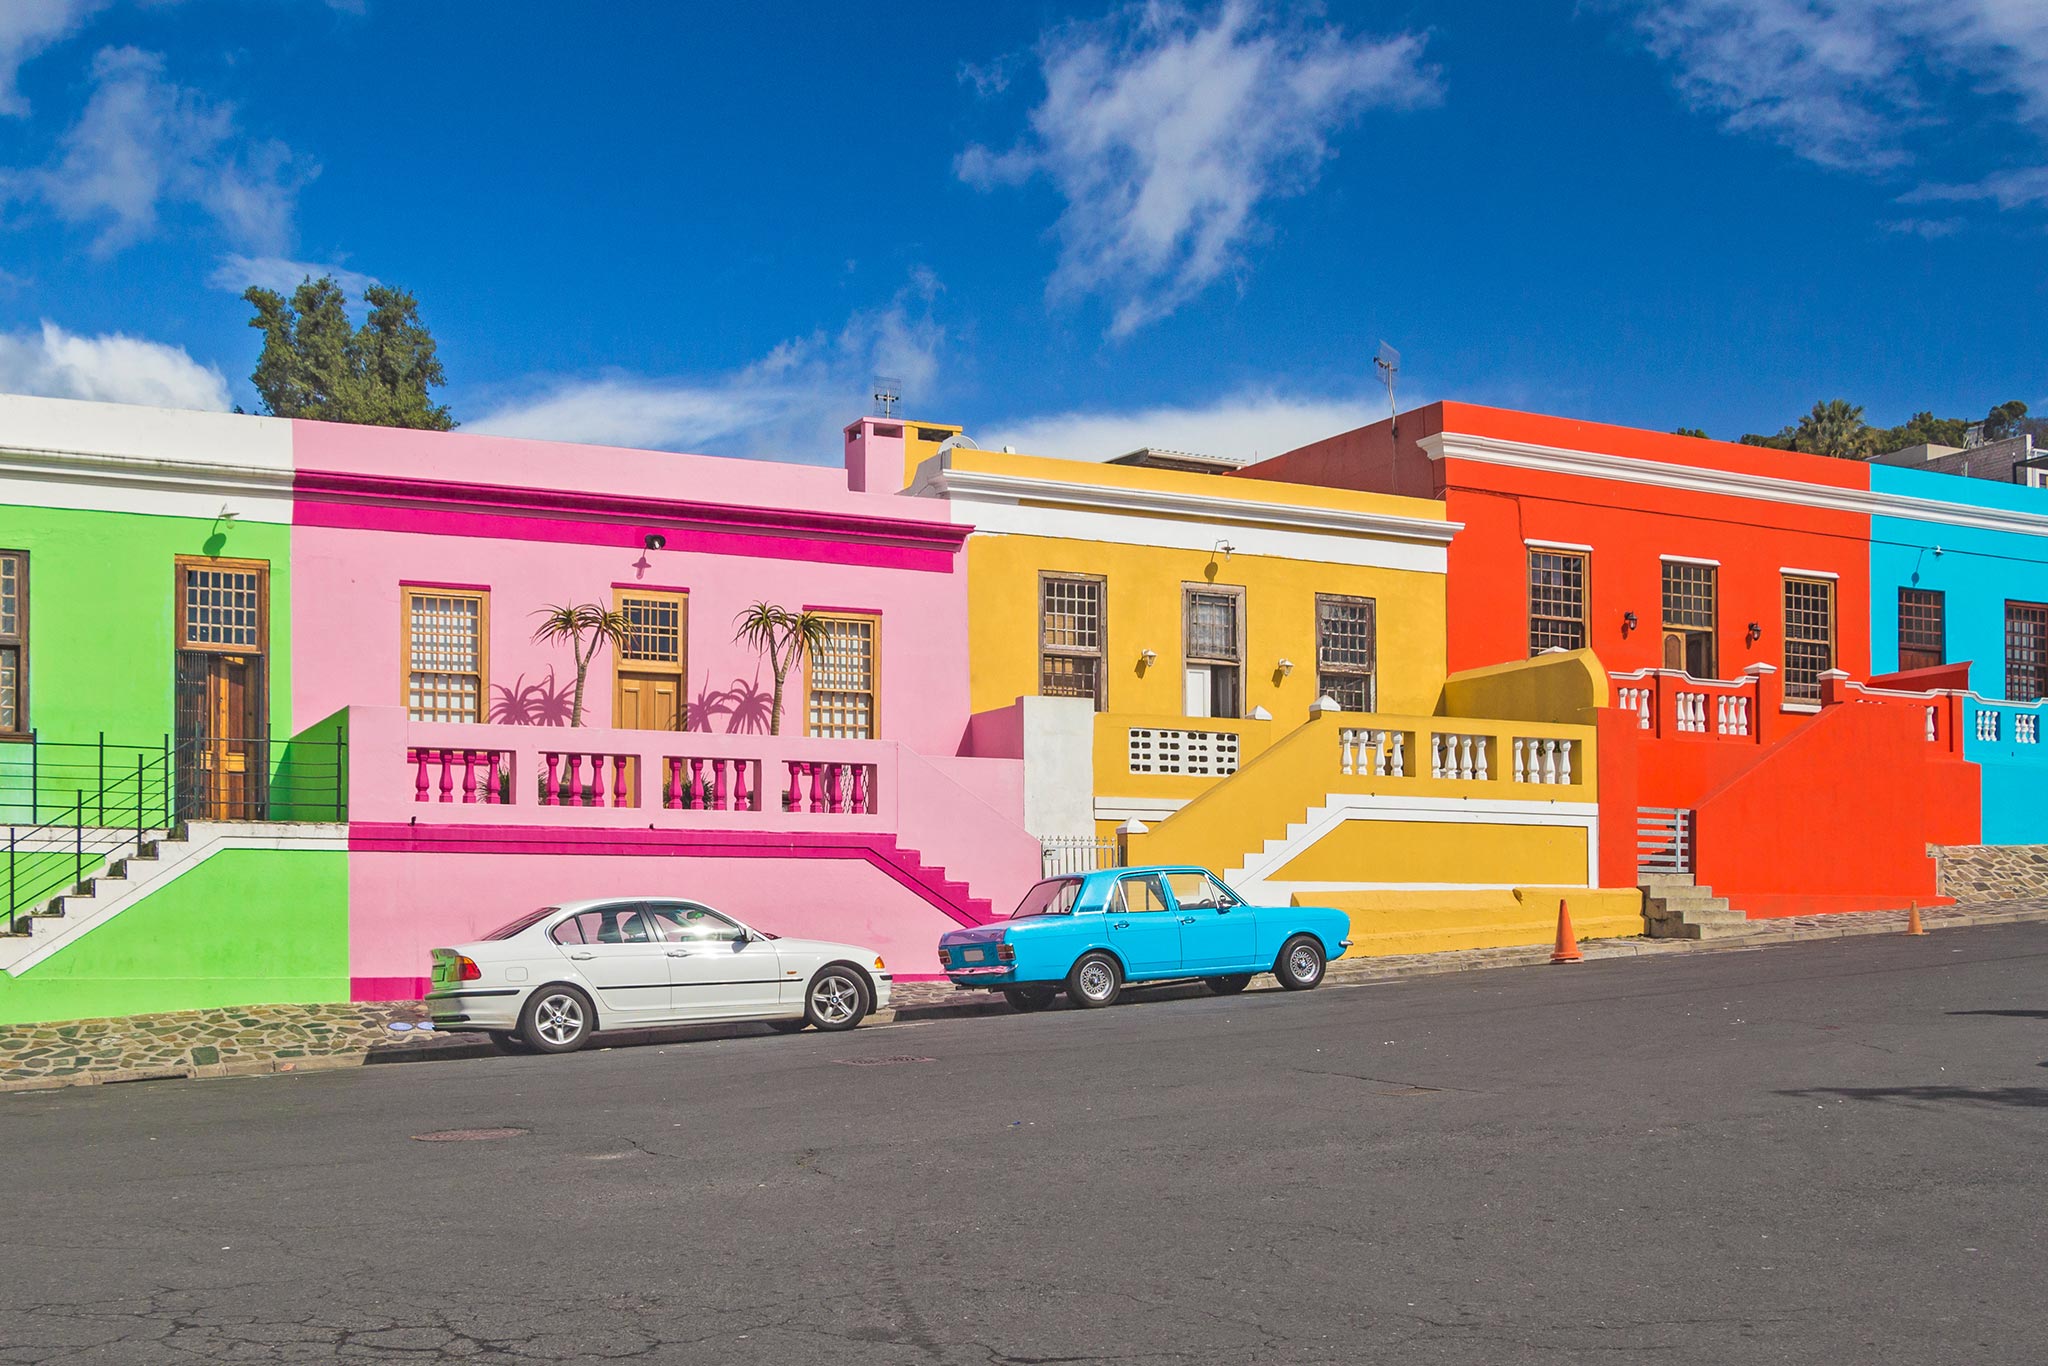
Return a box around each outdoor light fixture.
[1139,648,1158,667]
[1747,621,1763,645]
[1622,611,1639,632]
[644,533,667,551]
[1277,658,1295,676]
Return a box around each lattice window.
[2007,601,2048,703]
[1186,591,1241,662]
[407,590,486,723]
[619,594,684,665]
[1898,589,1945,672]
[1316,594,1376,712]
[1039,574,1105,709]
[1783,577,1835,702]
[0,551,24,734]
[1527,551,1586,655]
[181,565,263,650]
[1661,560,1717,678]
[807,615,878,739]
[1128,727,1241,776]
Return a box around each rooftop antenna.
[1373,341,1400,441]
[872,375,902,419]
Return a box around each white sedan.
[425,897,893,1053]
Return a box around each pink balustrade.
[779,760,879,815]
[538,750,639,808]
[408,747,512,804]
[662,756,763,812]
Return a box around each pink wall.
[288,422,974,757]
[347,848,970,997]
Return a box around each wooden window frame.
[2006,601,2048,703]
[1182,583,1246,720]
[1314,593,1377,712]
[613,588,689,677]
[1527,550,1587,656]
[1038,572,1107,712]
[1897,588,1946,673]
[174,555,269,657]
[0,550,27,738]
[1660,559,1719,679]
[804,612,881,740]
[1782,575,1836,703]
[402,586,490,724]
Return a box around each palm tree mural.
[530,603,630,728]
[731,602,826,736]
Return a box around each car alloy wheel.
[1276,935,1326,991]
[1066,951,1122,1008]
[806,967,869,1032]
[520,986,594,1053]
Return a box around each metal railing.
[1637,807,1694,876]
[0,731,348,937]
[1041,834,1119,878]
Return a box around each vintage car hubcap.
[1078,961,1114,998]
[535,994,583,1045]
[1289,945,1321,981]
[812,975,859,1023]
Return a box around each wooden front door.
[173,557,269,821]
[615,671,681,731]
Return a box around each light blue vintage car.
[937,865,1352,1011]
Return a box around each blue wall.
[1870,466,2048,844]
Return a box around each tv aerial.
[1374,341,1400,440]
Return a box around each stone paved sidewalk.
[6,898,2047,1092]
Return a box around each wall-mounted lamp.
[1622,610,1639,633]
[1746,621,1763,645]
[1276,658,1294,677]
[1139,648,1158,668]
[644,533,667,551]
[1212,540,1236,561]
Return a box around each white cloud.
[6,45,315,254]
[1880,216,1964,239]
[1905,166,2048,211]
[980,390,1376,465]
[208,253,377,296]
[470,274,946,461]
[0,320,230,410]
[0,0,110,117]
[958,0,1440,337]
[1619,1,2048,180]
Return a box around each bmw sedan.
[426,897,892,1053]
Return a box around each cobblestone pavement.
[6,897,2047,1091]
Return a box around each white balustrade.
[1714,696,1750,736]
[1976,711,2001,743]
[1925,705,1938,742]
[2017,714,2040,745]
[1511,737,1576,785]
[1675,691,1709,733]
[1617,686,1652,730]
[1430,732,1490,781]
[1339,728,1406,778]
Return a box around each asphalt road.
[6,924,2048,1365]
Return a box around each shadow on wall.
[490,673,574,726]
[688,670,772,734]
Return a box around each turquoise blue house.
[1869,465,2048,844]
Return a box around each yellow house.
[883,426,1640,955]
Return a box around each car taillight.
[457,955,482,982]
[997,941,1015,963]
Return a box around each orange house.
[1242,403,1979,918]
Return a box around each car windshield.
[1009,878,1082,919]
[482,907,558,940]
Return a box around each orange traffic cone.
[1551,899,1583,964]
[1905,900,1927,936]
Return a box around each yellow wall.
[1272,818,1589,886]
[896,421,962,492]
[1438,649,1609,723]
[1314,887,1643,958]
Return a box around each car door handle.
[1112,920,1130,930]
[665,948,693,957]
[568,951,594,960]
[1178,916,1196,924]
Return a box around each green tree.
[1673,427,1709,439]
[243,276,455,429]
[1791,399,1874,459]
[1984,400,2030,442]
[531,603,630,728]
[732,603,828,737]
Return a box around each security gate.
[1637,807,1694,875]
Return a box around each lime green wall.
[0,504,292,744]
[0,848,347,1025]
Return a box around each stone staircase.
[0,824,185,956]
[1640,874,1749,939]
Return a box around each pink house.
[288,422,1038,998]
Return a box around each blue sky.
[0,0,2042,464]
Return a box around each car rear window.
[482,907,558,940]
[1010,878,1082,918]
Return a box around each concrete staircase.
[880,839,996,925]
[1640,874,1749,939]
[1220,801,1329,896]
[0,824,184,962]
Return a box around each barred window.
[1783,577,1835,702]
[182,566,263,650]
[1527,551,1586,655]
[807,615,878,739]
[1661,560,1717,678]
[0,551,25,734]
[619,594,684,664]
[1316,594,1376,712]
[406,590,487,723]
[1039,574,1105,710]
[2007,601,2048,703]
[1897,589,1945,672]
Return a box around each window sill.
[1781,702,1821,714]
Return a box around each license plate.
[963,948,986,963]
